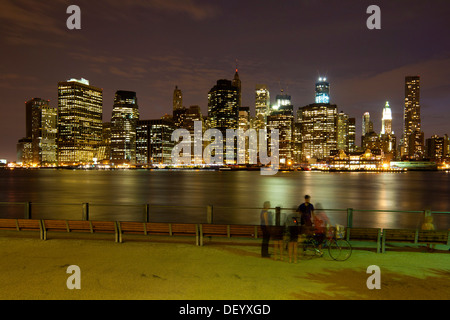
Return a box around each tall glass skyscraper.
[315,77,330,104]
[57,78,103,164]
[402,76,424,159]
[111,91,140,164]
[254,84,270,130]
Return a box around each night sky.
[1,0,449,161]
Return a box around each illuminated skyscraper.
[23,98,58,165]
[207,79,239,131]
[348,117,356,152]
[381,101,393,135]
[337,111,349,151]
[362,112,373,136]
[173,86,186,127]
[57,78,103,164]
[300,103,337,160]
[111,91,140,164]
[300,78,338,161]
[267,93,294,165]
[380,101,396,159]
[136,119,176,165]
[254,84,270,129]
[315,77,330,104]
[402,76,424,159]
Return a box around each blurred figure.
[271,206,285,261]
[313,203,330,250]
[285,209,301,263]
[260,201,273,258]
[421,215,436,252]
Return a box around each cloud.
[0,0,80,46]
[101,0,219,21]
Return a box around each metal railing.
[0,201,449,230]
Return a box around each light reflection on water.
[0,169,448,229]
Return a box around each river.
[0,169,449,229]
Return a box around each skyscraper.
[362,112,373,136]
[267,93,294,165]
[300,78,338,161]
[381,101,393,135]
[110,91,140,164]
[300,104,338,160]
[380,101,396,159]
[232,68,242,110]
[172,86,186,128]
[57,78,103,164]
[402,76,424,160]
[136,119,176,166]
[254,84,270,130]
[337,111,349,151]
[23,98,58,166]
[207,79,239,131]
[315,78,330,104]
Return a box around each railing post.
[207,205,213,224]
[24,202,32,219]
[82,203,89,221]
[144,204,150,222]
[347,208,353,228]
[275,207,281,226]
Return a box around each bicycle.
[299,225,352,261]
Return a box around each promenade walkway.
[0,234,448,300]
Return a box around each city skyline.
[1,0,450,161]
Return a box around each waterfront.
[0,169,449,229]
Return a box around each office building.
[426,135,448,162]
[110,91,140,165]
[402,76,424,159]
[57,78,103,164]
[173,86,186,128]
[136,119,176,166]
[299,78,338,161]
[207,79,239,131]
[254,85,270,130]
[267,93,294,165]
[23,98,58,166]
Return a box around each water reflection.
[0,169,448,229]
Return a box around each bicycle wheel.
[300,240,316,259]
[328,239,352,261]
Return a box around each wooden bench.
[0,218,44,239]
[417,230,450,245]
[42,219,119,242]
[346,228,382,253]
[198,224,263,246]
[382,229,418,253]
[118,221,199,245]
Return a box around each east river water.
[0,169,449,229]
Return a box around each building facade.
[110,91,140,165]
[136,119,176,166]
[57,78,103,164]
[402,76,424,160]
[207,79,239,132]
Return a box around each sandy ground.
[0,232,449,300]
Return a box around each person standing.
[297,195,315,235]
[260,201,273,258]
